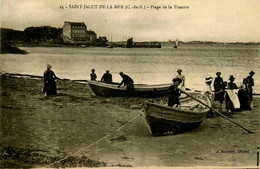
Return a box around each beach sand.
[0,74,259,168]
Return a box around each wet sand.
[0,74,259,168]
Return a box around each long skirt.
[44,81,57,96]
[238,89,252,110]
[214,90,225,103]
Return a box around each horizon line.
[1,27,260,44]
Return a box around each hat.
[172,78,182,83]
[229,75,235,80]
[249,71,255,75]
[205,77,213,82]
[47,64,52,69]
[216,72,221,75]
[177,69,182,73]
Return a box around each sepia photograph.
[0,0,259,168]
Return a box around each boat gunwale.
[145,97,211,114]
[87,80,172,90]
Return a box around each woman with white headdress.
[203,77,214,101]
[43,64,59,96]
[176,69,185,90]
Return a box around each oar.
[178,88,254,134]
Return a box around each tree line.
[1,26,62,44]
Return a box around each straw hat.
[249,71,255,75]
[229,75,235,80]
[177,69,182,73]
[216,72,221,75]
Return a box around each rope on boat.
[46,112,142,168]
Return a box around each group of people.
[167,69,256,114]
[90,69,135,96]
[43,64,256,114]
[202,71,255,113]
[43,65,135,97]
[90,69,113,84]
[168,69,185,107]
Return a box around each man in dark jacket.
[101,70,112,83]
[168,78,182,107]
[90,69,97,81]
[247,71,255,103]
[118,72,134,96]
[214,72,224,103]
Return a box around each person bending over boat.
[101,70,112,83]
[118,72,134,97]
[90,69,97,81]
[168,78,182,107]
[43,64,59,96]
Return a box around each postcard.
[0,0,259,168]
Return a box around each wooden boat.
[87,80,172,97]
[143,93,211,136]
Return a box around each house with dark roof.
[62,21,97,44]
[86,30,97,43]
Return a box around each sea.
[1,44,260,92]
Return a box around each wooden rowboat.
[143,93,212,136]
[87,80,172,97]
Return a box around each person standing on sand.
[203,77,213,99]
[118,72,134,97]
[43,64,59,96]
[226,75,240,113]
[168,78,182,107]
[203,77,214,117]
[101,70,112,83]
[214,72,224,104]
[238,78,252,110]
[227,75,238,90]
[176,69,185,90]
[246,71,255,104]
[90,69,97,81]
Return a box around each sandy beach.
[0,74,259,168]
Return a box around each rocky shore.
[0,74,259,168]
[0,43,28,54]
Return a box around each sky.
[1,0,260,42]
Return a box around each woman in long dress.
[238,78,252,110]
[43,64,58,96]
